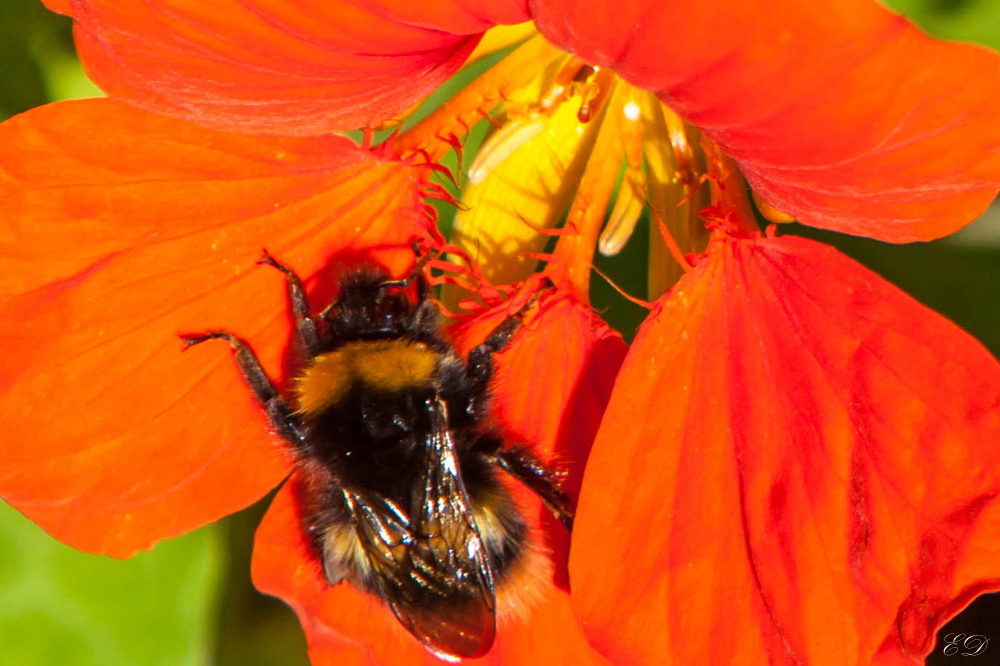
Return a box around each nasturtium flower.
[3,0,1000,664]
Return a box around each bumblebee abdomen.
[294,339,439,415]
[317,473,528,597]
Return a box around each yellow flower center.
[393,24,725,304]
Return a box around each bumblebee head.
[325,267,413,341]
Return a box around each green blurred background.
[2,0,1000,663]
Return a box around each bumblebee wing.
[404,397,497,658]
[342,397,496,660]
[339,488,414,589]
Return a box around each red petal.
[452,288,626,498]
[530,0,1000,241]
[42,0,71,13]
[54,0,527,135]
[0,100,428,556]
[570,231,1000,663]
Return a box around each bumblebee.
[181,249,572,660]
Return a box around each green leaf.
[883,0,1000,52]
[0,501,223,666]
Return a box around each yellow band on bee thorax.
[294,340,438,415]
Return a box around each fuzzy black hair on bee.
[180,248,572,660]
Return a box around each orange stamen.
[700,136,759,237]
[660,103,697,189]
[551,86,626,304]
[577,68,617,124]
[523,252,558,264]
[538,57,589,113]
[590,263,655,309]
[652,208,694,273]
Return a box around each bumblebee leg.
[409,297,454,354]
[465,280,553,402]
[412,271,432,304]
[465,314,521,407]
[180,331,308,449]
[257,249,321,356]
[490,444,574,531]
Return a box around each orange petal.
[51,0,527,135]
[452,288,626,499]
[41,0,71,13]
[570,231,1000,663]
[253,476,609,665]
[0,100,429,556]
[530,0,1000,241]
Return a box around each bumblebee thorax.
[294,339,438,415]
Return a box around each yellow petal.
[467,22,538,63]
[450,92,604,289]
[467,115,546,185]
